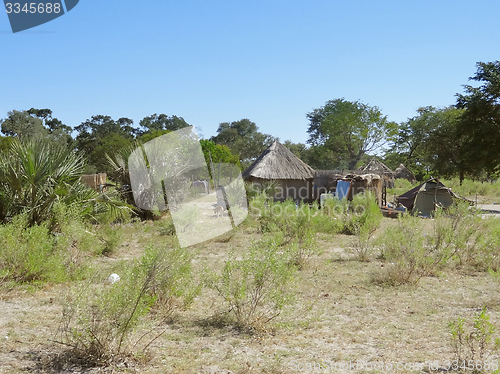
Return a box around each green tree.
[200,139,241,172]
[1,109,72,145]
[1,110,47,138]
[283,140,307,160]
[139,113,190,134]
[137,129,172,144]
[394,106,466,181]
[456,61,500,178]
[210,119,275,167]
[307,99,398,169]
[27,108,73,145]
[75,115,138,173]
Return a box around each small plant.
[448,307,500,372]
[347,192,382,261]
[56,245,196,366]
[154,215,176,236]
[257,200,322,269]
[97,224,123,256]
[204,236,297,331]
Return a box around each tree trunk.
[459,169,464,186]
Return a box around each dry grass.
[1,215,500,373]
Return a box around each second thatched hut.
[394,163,416,182]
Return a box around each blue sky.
[1,0,499,144]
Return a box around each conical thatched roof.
[394,163,415,181]
[242,140,315,180]
[359,158,393,174]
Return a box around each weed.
[448,307,500,371]
[204,236,297,331]
[56,244,197,366]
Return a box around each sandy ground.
[477,204,500,218]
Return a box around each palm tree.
[0,139,132,226]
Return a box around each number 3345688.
[5,3,61,14]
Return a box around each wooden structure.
[314,170,385,207]
[80,173,107,191]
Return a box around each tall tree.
[456,61,500,177]
[139,113,190,134]
[394,106,466,181]
[283,140,307,160]
[306,98,398,169]
[1,109,72,144]
[210,119,275,167]
[1,110,47,138]
[27,108,73,145]
[75,115,138,173]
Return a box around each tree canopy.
[210,119,275,167]
[75,115,138,173]
[390,106,466,181]
[456,61,500,177]
[306,98,398,170]
[139,113,190,134]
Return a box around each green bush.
[57,245,196,365]
[0,139,133,226]
[0,215,70,288]
[372,213,430,285]
[204,236,297,331]
[373,202,488,285]
[257,199,322,269]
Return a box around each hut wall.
[246,177,314,203]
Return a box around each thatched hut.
[394,163,415,182]
[358,158,394,188]
[242,140,315,203]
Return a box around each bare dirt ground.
[1,218,500,374]
[477,204,500,218]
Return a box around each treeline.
[1,61,499,183]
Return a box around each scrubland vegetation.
[1,162,500,373]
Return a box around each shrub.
[448,307,500,370]
[372,213,432,285]
[0,215,75,289]
[0,139,133,226]
[479,219,500,272]
[373,202,488,285]
[154,215,176,236]
[97,225,124,256]
[204,236,297,331]
[57,245,196,365]
[258,199,322,269]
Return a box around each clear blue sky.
[1,0,499,144]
